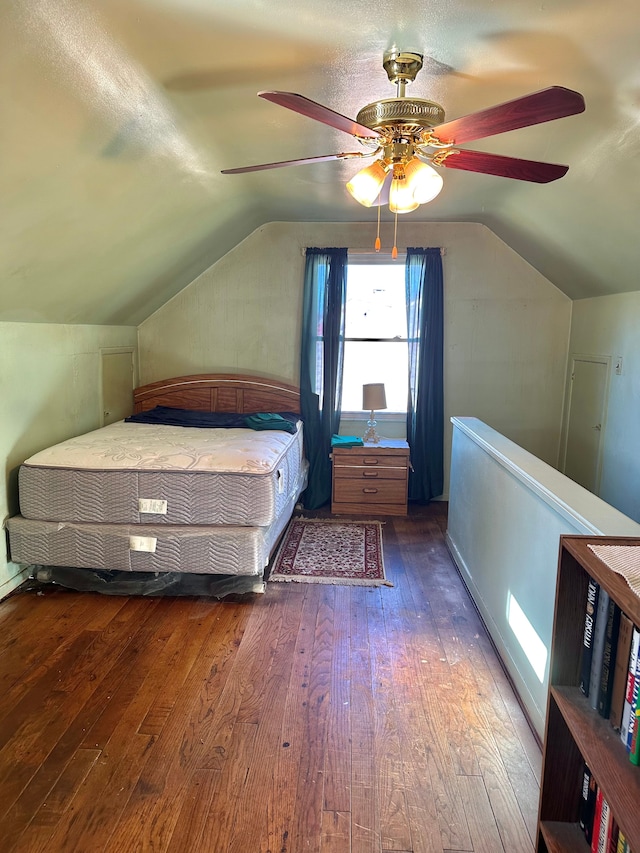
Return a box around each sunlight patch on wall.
[507,592,548,683]
[18,0,213,181]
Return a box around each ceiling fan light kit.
[221,48,585,255]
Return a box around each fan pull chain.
[392,210,398,260]
[374,189,382,252]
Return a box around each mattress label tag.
[129,536,157,553]
[138,499,168,515]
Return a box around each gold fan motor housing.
[356,97,446,134]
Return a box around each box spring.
[7,493,296,577]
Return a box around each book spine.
[630,705,640,765]
[581,578,600,695]
[620,628,640,747]
[580,764,592,836]
[608,817,618,853]
[592,788,603,853]
[596,797,611,853]
[598,601,622,718]
[626,638,640,752]
[616,830,626,853]
[584,769,598,845]
[610,614,634,731]
[589,589,611,711]
[579,764,590,832]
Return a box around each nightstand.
[331,439,410,516]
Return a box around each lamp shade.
[346,160,389,207]
[362,383,387,411]
[404,158,444,203]
[388,164,419,214]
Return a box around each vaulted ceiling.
[4,0,639,326]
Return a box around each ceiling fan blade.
[438,149,569,183]
[258,91,380,139]
[221,151,373,174]
[430,86,585,145]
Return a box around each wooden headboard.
[133,374,301,415]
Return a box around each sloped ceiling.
[3,0,639,326]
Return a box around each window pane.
[345,265,407,339]
[341,341,408,412]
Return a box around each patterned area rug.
[268,517,391,586]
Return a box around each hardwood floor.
[0,504,541,852]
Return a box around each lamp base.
[363,417,381,444]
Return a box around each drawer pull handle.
[362,488,379,494]
[362,471,379,478]
[363,458,379,465]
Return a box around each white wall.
[447,417,640,739]
[1,322,137,596]
[568,292,640,523]
[139,221,572,495]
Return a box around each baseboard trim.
[0,563,32,602]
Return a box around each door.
[101,348,135,426]
[562,356,610,493]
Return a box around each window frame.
[341,253,408,418]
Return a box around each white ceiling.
[3,0,640,325]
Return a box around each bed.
[7,374,307,593]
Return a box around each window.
[340,257,408,413]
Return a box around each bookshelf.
[537,536,640,853]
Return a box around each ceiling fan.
[221,50,585,216]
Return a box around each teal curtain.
[406,247,444,502]
[300,248,348,509]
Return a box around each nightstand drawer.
[333,465,406,481]
[332,478,407,505]
[333,452,407,468]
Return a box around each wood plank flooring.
[0,504,541,852]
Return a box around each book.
[616,829,626,853]
[610,613,634,731]
[592,787,603,853]
[596,796,611,853]
[608,817,618,853]
[580,578,600,695]
[589,589,611,711]
[598,600,622,717]
[626,635,640,752]
[629,705,640,765]
[620,627,640,747]
[580,763,598,843]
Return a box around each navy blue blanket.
[126,406,300,433]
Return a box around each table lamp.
[362,383,387,443]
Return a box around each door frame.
[560,353,611,494]
[99,346,137,426]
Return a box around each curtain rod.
[348,247,446,256]
[301,247,446,256]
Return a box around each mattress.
[19,420,304,527]
[7,484,300,577]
